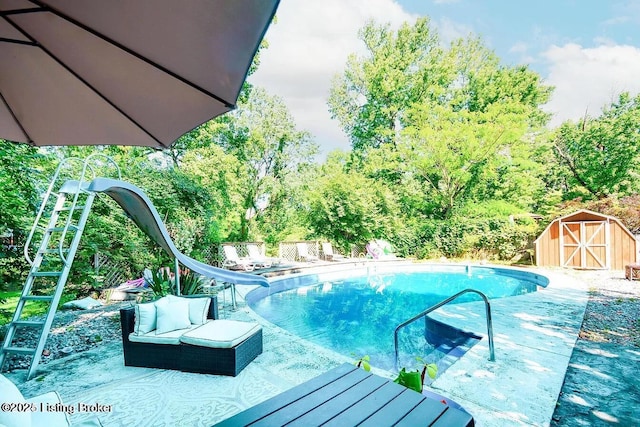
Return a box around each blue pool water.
[248,265,547,374]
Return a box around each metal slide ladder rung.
[30,271,63,278]
[47,226,79,233]
[39,248,70,254]
[21,295,55,302]
[12,320,45,327]
[3,347,37,356]
[56,205,85,212]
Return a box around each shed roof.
[534,209,636,243]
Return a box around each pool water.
[249,266,544,374]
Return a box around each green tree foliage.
[553,92,640,199]
[217,87,318,241]
[305,151,398,250]
[330,19,553,222]
[0,141,42,237]
[328,18,444,151]
[0,142,44,291]
[180,144,246,243]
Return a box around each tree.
[0,141,42,236]
[217,87,317,241]
[305,151,399,250]
[553,92,640,199]
[328,18,444,152]
[329,19,553,220]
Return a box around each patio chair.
[246,244,278,268]
[222,245,255,271]
[321,242,347,261]
[296,242,319,262]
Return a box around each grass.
[0,290,49,325]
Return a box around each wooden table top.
[213,363,474,426]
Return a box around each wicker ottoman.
[180,320,263,376]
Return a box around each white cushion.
[0,374,31,427]
[155,296,191,334]
[62,296,102,310]
[167,295,211,325]
[128,325,195,345]
[133,302,157,335]
[180,320,261,349]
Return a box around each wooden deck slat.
[251,370,373,427]
[212,363,474,427]
[395,396,454,426]
[213,363,357,426]
[321,381,406,427]
[432,407,476,427]
[285,375,388,426]
[356,388,425,427]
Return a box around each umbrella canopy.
[0,0,279,148]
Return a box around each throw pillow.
[134,302,157,335]
[167,296,211,325]
[155,297,191,334]
[0,374,31,427]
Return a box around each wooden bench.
[213,363,474,426]
[625,264,640,280]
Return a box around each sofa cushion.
[133,302,157,335]
[167,295,211,325]
[180,320,262,349]
[155,296,191,334]
[0,374,31,427]
[128,325,197,345]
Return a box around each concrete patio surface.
[4,264,629,426]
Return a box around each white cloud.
[248,0,415,158]
[433,17,473,45]
[541,43,640,126]
[509,42,529,54]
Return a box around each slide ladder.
[0,156,120,379]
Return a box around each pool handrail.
[394,288,495,370]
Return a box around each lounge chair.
[296,242,319,262]
[222,245,255,271]
[321,242,347,261]
[246,244,273,269]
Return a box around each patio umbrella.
[0,0,279,148]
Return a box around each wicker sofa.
[120,295,262,376]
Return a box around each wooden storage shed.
[535,209,638,270]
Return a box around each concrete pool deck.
[6,263,591,426]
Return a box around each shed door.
[560,221,609,269]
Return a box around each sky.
[248,0,640,159]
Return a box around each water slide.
[87,178,269,287]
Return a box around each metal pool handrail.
[394,288,495,370]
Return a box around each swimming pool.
[247,263,549,374]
